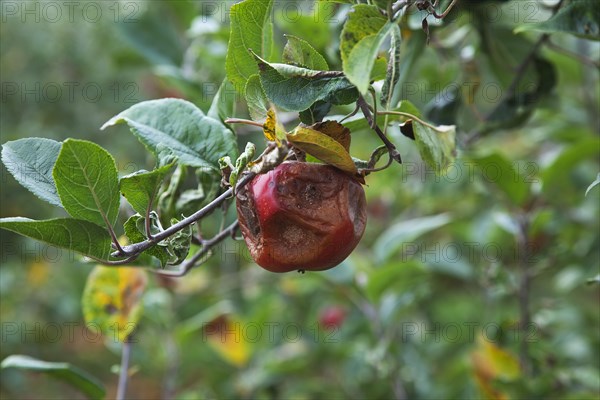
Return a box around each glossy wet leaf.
[82,266,148,342]
[1,138,62,207]
[53,139,120,228]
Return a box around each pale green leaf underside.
[0,217,112,260]
[1,138,62,207]
[245,74,269,121]
[413,122,457,174]
[253,54,357,112]
[585,173,600,196]
[101,98,238,171]
[53,139,120,228]
[283,34,329,71]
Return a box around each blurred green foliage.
[1,1,599,399]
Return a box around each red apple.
[236,161,367,273]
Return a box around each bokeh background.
[1,1,599,399]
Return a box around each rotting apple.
[236,161,367,273]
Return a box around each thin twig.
[116,336,133,400]
[154,220,240,277]
[431,0,458,19]
[546,39,600,68]
[86,254,139,266]
[377,110,448,132]
[144,207,154,241]
[224,118,264,128]
[357,96,402,164]
[112,173,255,258]
[517,215,532,376]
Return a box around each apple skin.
[319,306,347,329]
[236,161,367,273]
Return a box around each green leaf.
[472,153,529,206]
[53,139,120,228]
[123,214,170,268]
[299,101,333,125]
[514,0,599,41]
[542,137,600,200]
[381,26,402,108]
[116,4,184,66]
[82,265,148,342]
[165,216,192,265]
[409,121,457,173]
[424,85,461,125]
[0,217,112,260]
[282,35,329,71]
[245,74,269,121]
[365,262,428,302]
[483,57,557,133]
[585,173,600,196]
[101,99,238,171]
[252,53,358,112]
[389,29,427,107]
[230,142,256,190]
[208,79,236,123]
[226,0,274,93]
[120,163,175,216]
[175,169,222,218]
[1,138,62,207]
[1,355,105,400]
[340,5,393,94]
[286,126,358,175]
[374,213,453,263]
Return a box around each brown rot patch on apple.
[236,161,367,273]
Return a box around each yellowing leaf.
[82,266,148,342]
[203,316,251,367]
[262,108,286,145]
[287,126,358,175]
[471,338,520,400]
[309,121,351,152]
[27,261,49,287]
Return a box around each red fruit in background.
[236,161,367,273]
[319,306,346,329]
